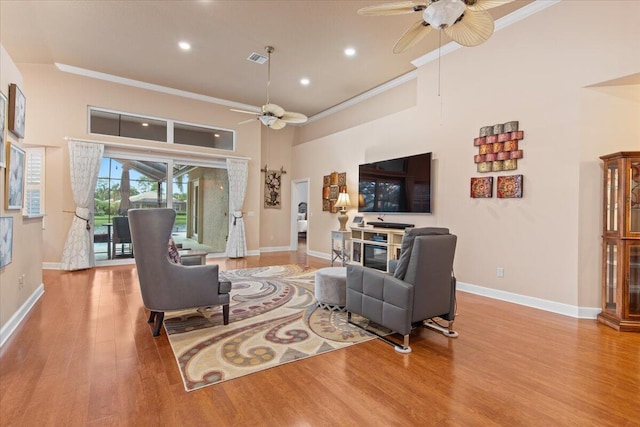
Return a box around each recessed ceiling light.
[300,78,310,86]
[344,47,356,57]
[179,41,191,51]
[141,122,149,127]
[214,133,220,138]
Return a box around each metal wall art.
[470,177,493,198]
[474,120,524,173]
[322,172,347,212]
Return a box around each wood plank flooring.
[1,250,639,426]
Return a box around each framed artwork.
[338,172,347,186]
[5,142,25,209]
[0,92,6,167]
[8,84,26,139]
[497,175,523,198]
[0,217,13,268]
[470,177,493,198]
[322,186,330,199]
[322,199,330,212]
[323,175,330,186]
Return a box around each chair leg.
[394,335,412,354]
[223,304,229,325]
[152,312,165,337]
[148,310,158,323]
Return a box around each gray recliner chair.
[128,208,230,337]
[346,227,457,353]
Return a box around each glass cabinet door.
[606,162,619,233]
[628,242,640,316]
[604,240,618,313]
[629,160,640,234]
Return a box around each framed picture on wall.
[0,92,6,168]
[0,217,13,268]
[8,83,26,139]
[5,142,25,210]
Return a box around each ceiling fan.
[231,46,308,130]
[358,0,514,53]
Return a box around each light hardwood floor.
[1,251,639,426]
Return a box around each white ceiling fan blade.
[464,0,514,12]
[393,20,433,53]
[358,1,428,16]
[238,118,257,125]
[263,103,285,117]
[269,119,287,130]
[443,9,494,47]
[280,111,308,124]
[230,108,260,115]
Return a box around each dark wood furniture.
[598,151,640,332]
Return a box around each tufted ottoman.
[314,267,347,311]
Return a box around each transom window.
[88,107,235,150]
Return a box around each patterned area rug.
[164,265,376,391]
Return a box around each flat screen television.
[358,152,432,214]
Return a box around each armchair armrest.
[346,265,414,336]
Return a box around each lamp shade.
[335,192,351,209]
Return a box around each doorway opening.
[291,178,310,253]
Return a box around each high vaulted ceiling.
[0,0,532,119]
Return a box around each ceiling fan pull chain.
[438,30,442,98]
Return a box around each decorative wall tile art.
[471,177,493,198]
[322,171,346,211]
[473,120,525,173]
[497,175,523,198]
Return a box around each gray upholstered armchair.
[346,227,457,353]
[128,208,230,337]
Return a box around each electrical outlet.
[497,267,504,278]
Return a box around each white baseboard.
[0,283,45,348]
[307,250,330,261]
[260,246,293,253]
[457,281,601,319]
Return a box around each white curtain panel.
[61,140,104,270]
[225,158,248,258]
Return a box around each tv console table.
[349,226,408,273]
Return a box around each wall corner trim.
[457,281,600,319]
[0,284,45,348]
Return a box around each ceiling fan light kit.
[358,0,513,53]
[231,46,308,130]
[423,0,466,29]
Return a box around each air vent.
[247,52,268,64]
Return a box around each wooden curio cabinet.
[598,152,640,332]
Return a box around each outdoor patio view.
[93,156,228,261]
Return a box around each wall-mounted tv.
[358,152,432,214]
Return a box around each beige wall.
[292,0,640,309]
[0,45,44,331]
[17,63,263,263]
[260,125,295,249]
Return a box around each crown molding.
[55,63,261,112]
[306,70,418,124]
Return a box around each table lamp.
[335,192,351,231]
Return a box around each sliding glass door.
[93,153,228,262]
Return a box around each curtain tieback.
[75,207,91,231]
[232,211,243,226]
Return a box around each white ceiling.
[0,0,532,118]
